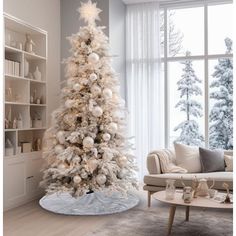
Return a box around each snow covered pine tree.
[39,0,138,215]
[209,38,233,150]
[174,51,204,146]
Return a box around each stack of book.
[5,59,20,76]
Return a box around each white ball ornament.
[81,171,88,179]
[102,88,113,100]
[103,152,113,161]
[54,144,64,154]
[117,156,128,168]
[91,84,101,95]
[73,175,82,184]
[118,169,127,179]
[58,163,66,170]
[56,131,66,144]
[65,99,75,108]
[73,83,81,91]
[102,133,111,141]
[107,122,118,134]
[89,73,98,81]
[83,136,94,148]
[92,106,103,117]
[96,174,106,185]
[87,159,98,172]
[72,156,81,163]
[88,53,99,64]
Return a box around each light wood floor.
[4,189,154,236]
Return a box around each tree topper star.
[78,0,102,25]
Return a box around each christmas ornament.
[81,170,88,179]
[118,169,127,179]
[117,156,127,168]
[92,106,103,117]
[73,175,82,184]
[89,73,98,81]
[58,163,67,170]
[96,174,106,185]
[107,122,118,134]
[65,99,75,108]
[102,133,111,141]
[103,152,113,161]
[91,84,101,95]
[54,144,64,154]
[83,136,94,148]
[73,83,81,91]
[56,131,66,144]
[63,114,76,126]
[72,156,81,164]
[102,88,112,100]
[88,53,99,64]
[87,159,98,172]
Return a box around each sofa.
[143,149,233,207]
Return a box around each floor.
[4,189,152,236]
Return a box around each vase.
[34,66,41,81]
[24,59,29,77]
[166,179,176,200]
[197,178,209,196]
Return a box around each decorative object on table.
[39,0,138,215]
[21,142,32,153]
[208,189,218,198]
[17,113,23,129]
[24,34,35,53]
[181,177,193,203]
[6,87,13,101]
[5,138,14,156]
[5,118,10,129]
[33,66,42,81]
[224,155,233,172]
[30,95,34,104]
[32,111,42,128]
[197,178,211,197]
[192,176,199,198]
[24,59,29,77]
[165,179,176,200]
[36,98,41,104]
[222,183,232,203]
[12,117,17,129]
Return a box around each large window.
[161,1,233,149]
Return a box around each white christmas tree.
[40,0,138,198]
[174,51,204,146]
[209,38,233,150]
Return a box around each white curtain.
[126,2,164,180]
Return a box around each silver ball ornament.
[65,99,75,108]
[96,174,106,185]
[88,53,99,64]
[73,175,82,184]
[58,163,67,170]
[92,106,103,117]
[73,83,81,91]
[102,133,111,141]
[83,136,94,148]
[118,169,127,179]
[103,152,113,161]
[89,73,98,81]
[81,171,88,179]
[107,122,118,134]
[102,88,113,100]
[54,144,64,154]
[117,156,128,168]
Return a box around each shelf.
[30,104,46,107]
[28,78,46,84]
[5,45,22,54]
[5,74,26,80]
[5,102,29,105]
[4,150,43,159]
[24,51,46,61]
[5,127,47,131]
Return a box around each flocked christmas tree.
[40,0,138,198]
[209,38,233,150]
[174,51,204,146]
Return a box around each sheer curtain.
[126,2,164,180]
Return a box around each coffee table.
[154,190,232,235]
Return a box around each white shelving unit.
[4,13,47,210]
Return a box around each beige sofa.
[143,150,233,207]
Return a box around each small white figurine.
[12,118,17,129]
[25,34,35,53]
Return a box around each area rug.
[86,203,232,236]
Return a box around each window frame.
[161,0,233,148]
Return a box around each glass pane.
[167,7,204,57]
[208,4,233,55]
[168,59,205,147]
[208,57,233,150]
[160,9,164,58]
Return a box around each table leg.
[185,206,190,221]
[167,205,176,235]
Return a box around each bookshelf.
[4,13,47,210]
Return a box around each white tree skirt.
[39,191,139,215]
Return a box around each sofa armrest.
[146,152,162,174]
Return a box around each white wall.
[4,0,61,125]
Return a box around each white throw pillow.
[224,155,233,172]
[174,142,201,173]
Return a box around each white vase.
[34,66,41,81]
[24,59,29,77]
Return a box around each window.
[161,1,233,149]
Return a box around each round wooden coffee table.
[154,190,232,235]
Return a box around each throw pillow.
[199,147,224,173]
[174,142,201,173]
[224,155,233,172]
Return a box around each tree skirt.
[39,191,139,215]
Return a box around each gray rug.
[86,203,233,236]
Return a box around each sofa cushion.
[225,155,233,172]
[199,147,225,172]
[143,172,233,190]
[174,143,201,173]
